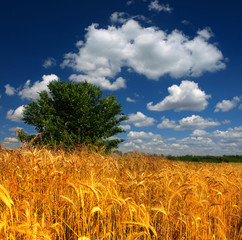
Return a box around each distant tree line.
[167,155,242,163]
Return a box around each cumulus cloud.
[61,19,225,90]
[43,57,57,68]
[181,20,191,25]
[18,74,58,100]
[148,0,172,13]
[191,129,208,136]
[157,117,177,129]
[127,0,135,6]
[177,115,220,130]
[8,127,23,132]
[121,130,166,153]
[119,125,242,155]
[147,81,210,112]
[69,74,126,91]
[4,137,18,142]
[127,131,162,139]
[110,12,129,24]
[210,126,242,143]
[215,96,241,112]
[239,103,242,110]
[157,115,220,130]
[126,97,136,102]
[5,84,16,96]
[191,126,242,152]
[177,136,216,148]
[197,28,214,40]
[120,124,131,131]
[222,120,231,124]
[6,105,25,122]
[126,112,156,127]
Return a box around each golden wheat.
[0,147,241,239]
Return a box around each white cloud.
[127,131,162,139]
[121,131,165,153]
[181,20,191,25]
[147,81,210,112]
[210,126,242,142]
[157,115,220,130]
[69,74,126,91]
[5,84,16,96]
[61,19,225,90]
[178,115,220,130]
[127,0,135,6]
[191,129,208,136]
[126,97,136,102]
[190,126,242,153]
[43,57,57,68]
[178,136,216,148]
[110,12,128,24]
[215,96,241,112]
[6,105,25,122]
[148,0,172,13]
[119,126,242,155]
[126,112,156,127]
[4,137,18,142]
[8,127,23,132]
[18,74,58,100]
[120,124,131,131]
[222,120,231,124]
[239,103,242,110]
[157,116,177,129]
[197,27,214,40]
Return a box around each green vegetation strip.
[168,155,242,163]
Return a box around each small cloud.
[69,74,126,91]
[148,0,172,13]
[8,127,23,136]
[181,20,191,25]
[43,57,57,69]
[6,105,25,122]
[4,137,18,142]
[239,103,242,110]
[127,0,135,6]
[18,74,58,100]
[126,97,136,102]
[197,27,214,40]
[157,116,176,129]
[177,115,220,130]
[120,124,131,131]
[191,129,208,137]
[110,12,129,24]
[215,96,241,112]
[5,84,16,96]
[157,115,220,130]
[126,112,156,127]
[127,131,162,139]
[147,81,210,112]
[222,120,231,124]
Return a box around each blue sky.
[1,0,241,155]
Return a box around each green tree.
[20,80,127,151]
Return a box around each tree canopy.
[20,80,127,151]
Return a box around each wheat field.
[0,146,241,239]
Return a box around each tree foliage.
[168,155,242,163]
[20,80,127,151]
